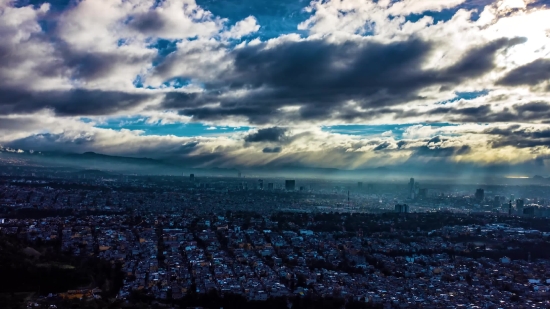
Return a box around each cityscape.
[1,166,550,308]
[2,0,550,308]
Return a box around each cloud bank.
[1,0,550,174]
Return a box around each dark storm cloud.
[0,14,150,84]
[165,36,525,124]
[484,125,550,148]
[497,59,550,88]
[7,133,95,152]
[0,88,151,116]
[426,105,494,119]
[410,136,470,157]
[416,101,550,123]
[176,141,200,154]
[413,145,472,157]
[127,12,167,34]
[0,29,154,117]
[61,49,151,82]
[244,127,287,143]
[444,37,527,77]
[5,132,235,168]
[515,101,550,115]
[373,142,392,151]
[367,136,471,157]
[397,140,408,149]
[262,146,282,153]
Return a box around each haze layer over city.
[1,0,550,308]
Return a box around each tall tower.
[408,178,415,199]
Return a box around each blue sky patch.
[437,90,489,105]
[15,0,71,10]
[197,0,310,40]
[90,117,252,137]
[404,8,457,25]
[162,77,192,89]
[148,38,181,66]
[322,123,457,139]
[133,75,145,88]
[404,0,492,24]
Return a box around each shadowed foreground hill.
[0,234,123,308]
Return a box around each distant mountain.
[532,175,550,181]
[0,148,239,176]
[2,146,550,183]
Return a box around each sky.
[1,0,550,174]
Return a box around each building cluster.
[5,175,550,218]
[2,211,550,309]
[0,184,125,212]
[2,175,550,308]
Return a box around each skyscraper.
[267,183,274,190]
[258,179,264,190]
[285,180,296,191]
[516,199,525,212]
[190,174,195,182]
[475,189,484,202]
[408,178,415,199]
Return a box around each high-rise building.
[358,182,363,188]
[395,204,402,212]
[493,196,501,208]
[516,199,525,212]
[408,178,415,199]
[475,189,484,202]
[418,188,428,199]
[190,174,195,182]
[285,180,296,191]
[258,179,264,190]
[267,183,274,190]
[395,204,409,213]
